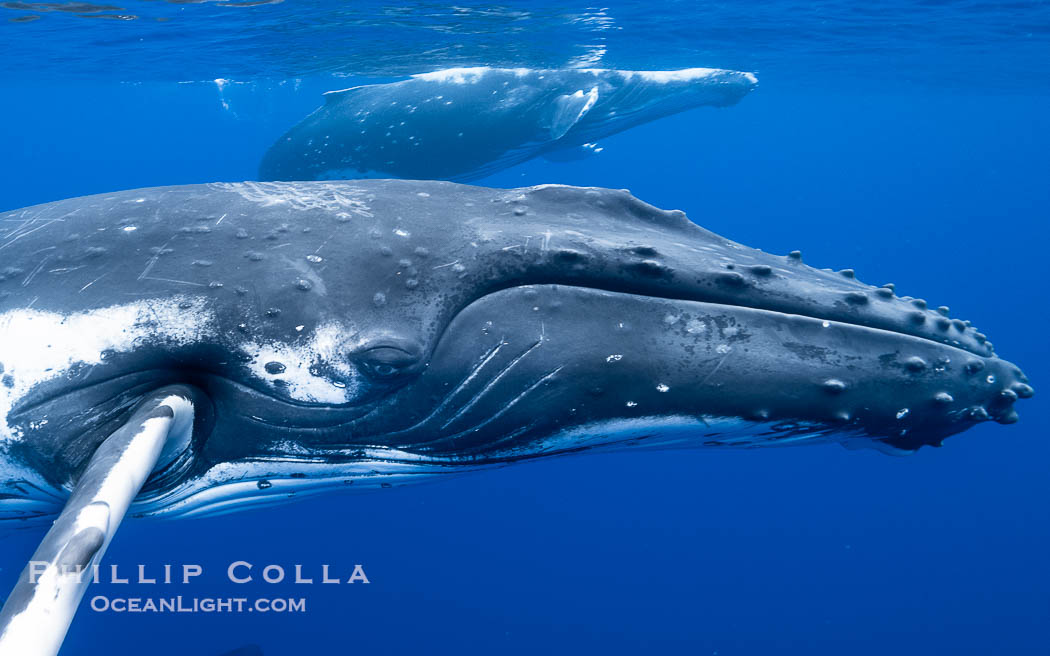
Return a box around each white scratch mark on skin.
[441,337,544,430]
[0,218,63,253]
[139,277,207,287]
[390,338,509,434]
[79,274,105,293]
[47,266,86,276]
[450,365,564,437]
[432,260,460,269]
[2,209,81,250]
[138,235,177,281]
[313,233,335,255]
[699,347,733,386]
[211,182,374,217]
[21,257,50,287]
[215,213,227,225]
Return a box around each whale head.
[0,181,1031,520]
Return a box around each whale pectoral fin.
[0,388,195,656]
[547,86,599,140]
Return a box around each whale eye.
[354,344,421,381]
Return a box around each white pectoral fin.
[0,388,195,656]
[547,86,599,140]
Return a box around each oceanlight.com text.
[89,596,307,613]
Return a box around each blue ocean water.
[1,1,1048,654]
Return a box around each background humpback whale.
[258,67,758,183]
[0,181,1033,652]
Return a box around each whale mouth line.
[8,368,176,419]
[9,368,372,435]
[6,373,362,474]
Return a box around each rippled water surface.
[3,1,1049,84]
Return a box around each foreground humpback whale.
[258,67,758,182]
[0,181,1033,652]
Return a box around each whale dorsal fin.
[548,86,599,140]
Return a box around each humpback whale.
[258,67,758,182]
[0,180,1032,653]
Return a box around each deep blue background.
[1,33,1048,656]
